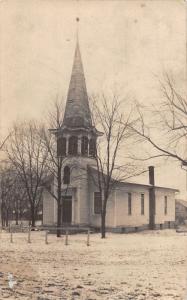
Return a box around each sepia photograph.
[0,0,187,299]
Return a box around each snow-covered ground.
[0,230,186,300]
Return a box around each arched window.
[68,136,78,155]
[81,136,88,155]
[57,137,66,157]
[89,138,96,157]
[63,166,70,184]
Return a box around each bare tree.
[0,165,14,227]
[0,164,28,226]
[12,174,28,225]
[41,100,67,237]
[5,121,49,227]
[0,134,12,151]
[129,74,187,167]
[91,93,146,238]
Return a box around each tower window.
[81,136,88,155]
[128,193,132,215]
[89,138,96,157]
[63,166,70,184]
[57,137,66,156]
[94,192,102,214]
[68,136,78,155]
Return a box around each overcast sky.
[0,0,186,196]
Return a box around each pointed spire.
[76,17,79,41]
[63,19,92,128]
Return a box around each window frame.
[128,192,132,215]
[141,193,145,215]
[164,195,168,215]
[94,192,102,215]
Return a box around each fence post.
[45,231,48,245]
[28,226,31,243]
[10,229,13,243]
[87,229,90,246]
[65,230,68,245]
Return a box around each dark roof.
[176,199,187,207]
[88,166,179,192]
[63,41,92,129]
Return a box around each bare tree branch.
[90,92,146,238]
[129,73,187,166]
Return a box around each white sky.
[0,0,187,197]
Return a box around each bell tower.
[57,40,98,160]
[56,18,101,162]
[54,18,102,225]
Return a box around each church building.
[43,35,178,232]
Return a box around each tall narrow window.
[141,193,144,215]
[57,137,66,156]
[128,193,132,215]
[164,196,167,215]
[81,136,88,155]
[68,136,78,155]
[63,166,70,184]
[94,192,102,214]
[89,138,96,157]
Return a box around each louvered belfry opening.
[57,136,66,157]
[81,136,88,155]
[89,138,96,157]
[68,136,78,155]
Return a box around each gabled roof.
[176,199,187,207]
[63,40,92,129]
[88,166,179,192]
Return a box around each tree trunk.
[31,206,35,228]
[15,199,19,225]
[1,205,4,227]
[6,209,9,227]
[57,201,61,237]
[101,194,108,238]
[57,165,62,237]
[101,210,106,239]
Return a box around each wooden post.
[65,230,68,245]
[87,229,90,246]
[28,226,31,243]
[10,230,13,243]
[45,231,48,245]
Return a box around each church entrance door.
[62,196,72,224]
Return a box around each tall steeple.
[63,22,92,129]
